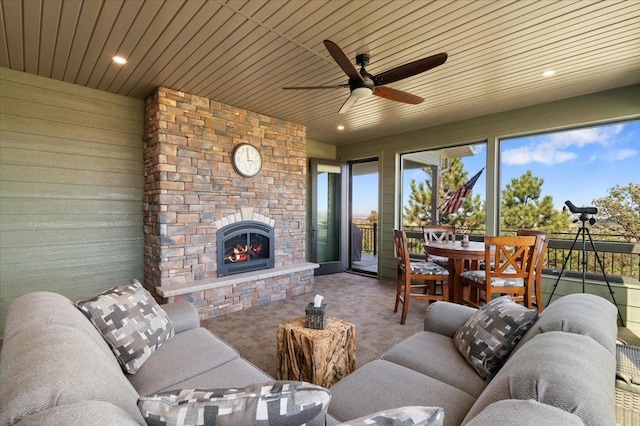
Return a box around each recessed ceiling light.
[542,70,556,78]
[112,56,127,65]
[337,125,345,131]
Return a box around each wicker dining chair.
[393,230,449,324]
[460,235,540,309]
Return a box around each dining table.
[424,240,486,304]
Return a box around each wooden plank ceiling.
[1,0,638,145]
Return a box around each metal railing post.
[373,223,378,255]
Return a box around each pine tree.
[365,210,378,224]
[403,158,485,232]
[403,179,432,226]
[593,183,640,242]
[500,170,569,232]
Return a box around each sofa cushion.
[423,302,478,337]
[462,331,616,426]
[161,301,200,334]
[128,328,240,396]
[76,279,175,374]
[0,324,145,426]
[2,291,116,360]
[138,381,330,426]
[337,406,444,426]
[328,360,476,426]
[513,292,618,357]
[15,400,143,426]
[162,357,273,392]
[464,399,585,425]
[453,296,538,380]
[382,331,486,398]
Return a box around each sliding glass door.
[350,159,379,274]
[310,158,348,275]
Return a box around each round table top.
[424,240,486,259]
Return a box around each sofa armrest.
[424,301,477,337]
[161,301,199,333]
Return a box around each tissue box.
[305,303,327,330]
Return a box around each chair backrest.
[483,235,540,281]
[393,229,410,270]
[422,225,455,244]
[516,229,550,272]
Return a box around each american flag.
[441,168,484,214]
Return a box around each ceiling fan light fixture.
[284,40,447,114]
[352,87,373,98]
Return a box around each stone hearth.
[143,87,315,319]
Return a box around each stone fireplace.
[143,87,317,319]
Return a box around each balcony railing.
[538,232,639,283]
[393,226,640,282]
[354,223,378,255]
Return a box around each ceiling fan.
[283,40,448,114]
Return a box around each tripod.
[546,212,624,326]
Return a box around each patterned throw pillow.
[338,406,444,426]
[453,296,538,380]
[138,381,331,426]
[76,279,174,374]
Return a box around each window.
[499,119,639,280]
[400,143,487,251]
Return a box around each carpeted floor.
[201,272,640,379]
[201,272,428,379]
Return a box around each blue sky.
[352,119,639,216]
[500,119,639,211]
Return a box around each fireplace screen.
[217,221,274,277]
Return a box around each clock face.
[232,144,262,177]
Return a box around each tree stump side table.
[276,316,356,388]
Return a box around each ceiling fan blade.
[282,84,348,90]
[339,94,358,114]
[372,53,448,86]
[373,86,424,104]
[323,40,364,83]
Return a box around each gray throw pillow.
[138,381,331,426]
[453,296,538,380]
[76,279,174,374]
[338,406,444,426]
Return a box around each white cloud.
[610,148,638,161]
[548,124,624,147]
[502,123,627,166]
[502,143,577,165]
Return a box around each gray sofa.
[0,291,276,425]
[329,292,618,426]
[0,290,617,425]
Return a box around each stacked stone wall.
[143,87,310,318]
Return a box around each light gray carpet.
[201,272,428,379]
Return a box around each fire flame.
[225,243,263,263]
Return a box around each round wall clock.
[232,143,262,177]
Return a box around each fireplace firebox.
[217,221,274,277]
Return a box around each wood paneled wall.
[0,69,144,335]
